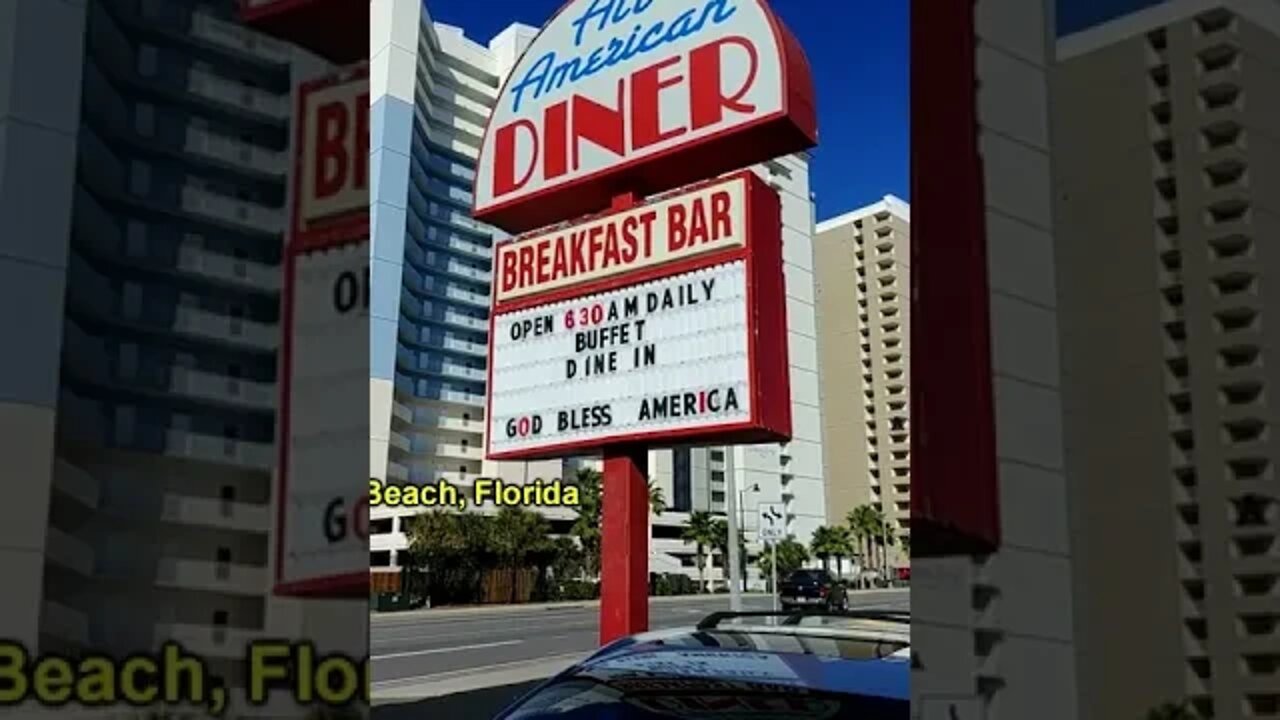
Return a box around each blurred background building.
[0,0,370,715]
[1055,1,1280,717]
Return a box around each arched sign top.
[473,0,817,234]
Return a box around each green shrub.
[560,580,599,600]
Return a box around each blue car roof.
[576,642,911,701]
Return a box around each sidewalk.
[370,592,774,620]
[370,588,904,620]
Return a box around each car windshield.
[786,570,827,582]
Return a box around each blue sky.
[427,0,909,221]
[1058,0,1166,35]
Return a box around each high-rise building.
[1054,3,1280,717]
[367,2,826,588]
[814,196,912,569]
[0,0,328,713]
[367,0,542,575]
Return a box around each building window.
[135,103,155,137]
[137,45,159,76]
[672,447,692,512]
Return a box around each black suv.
[779,568,848,612]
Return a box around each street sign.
[472,0,818,234]
[758,502,785,542]
[485,172,792,460]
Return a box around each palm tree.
[1144,701,1197,719]
[490,506,552,602]
[809,526,842,573]
[831,525,854,579]
[846,505,880,574]
[682,511,719,592]
[568,468,604,576]
[568,468,667,578]
[648,480,666,516]
[878,519,897,573]
[758,538,809,591]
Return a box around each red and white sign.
[473,0,817,234]
[485,171,791,460]
[275,241,370,598]
[289,65,369,253]
[275,64,370,598]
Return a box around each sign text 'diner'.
[473,0,815,233]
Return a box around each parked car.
[493,609,910,718]
[779,568,848,612]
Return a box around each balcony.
[422,301,488,332]
[175,244,279,291]
[53,460,101,509]
[392,400,414,424]
[163,428,274,470]
[187,69,289,119]
[421,226,491,260]
[387,461,409,481]
[389,430,412,453]
[45,528,95,576]
[172,306,277,350]
[421,151,476,186]
[190,12,292,64]
[401,296,488,332]
[411,469,477,485]
[155,558,268,596]
[420,174,474,208]
[160,494,270,533]
[183,126,286,176]
[42,601,91,647]
[170,367,274,409]
[428,442,483,461]
[412,411,481,434]
[180,185,284,235]
[416,385,484,407]
[154,622,266,659]
[418,89,487,142]
[421,276,489,308]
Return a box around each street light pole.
[726,472,741,611]
[736,483,760,594]
[771,541,778,611]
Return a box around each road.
[371,588,909,712]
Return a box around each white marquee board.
[277,239,369,592]
[488,260,753,457]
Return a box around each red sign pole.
[598,190,650,645]
[600,444,650,645]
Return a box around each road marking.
[372,651,586,688]
[372,639,522,661]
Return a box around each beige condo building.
[814,196,911,569]
[1055,2,1280,718]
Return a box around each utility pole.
[726,472,742,611]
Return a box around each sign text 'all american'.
[495,176,747,302]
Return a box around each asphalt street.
[371,588,909,713]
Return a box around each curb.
[371,588,903,621]
[371,593,777,621]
